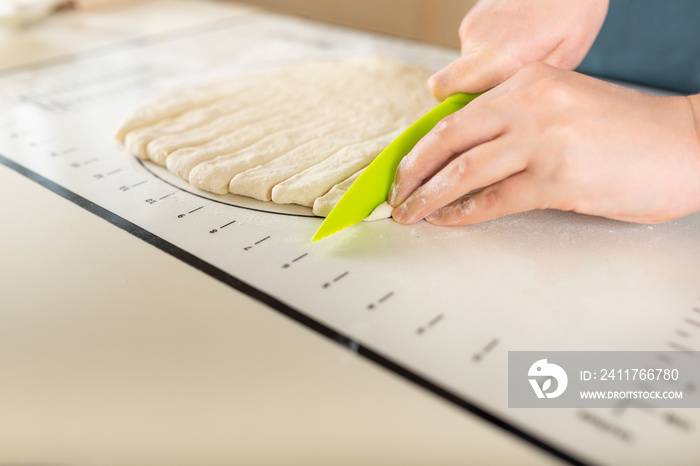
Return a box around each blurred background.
[2,0,477,48]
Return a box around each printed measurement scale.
[2,11,700,466]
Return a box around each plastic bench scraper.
[312,92,480,242]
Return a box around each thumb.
[428,48,513,101]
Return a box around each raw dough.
[310,169,394,221]
[116,57,435,217]
[365,202,395,222]
[312,168,363,217]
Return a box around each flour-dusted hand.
[389,63,700,225]
[428,0,609,100]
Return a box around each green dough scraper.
[312,92,480,242]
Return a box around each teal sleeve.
[577,0,700,94]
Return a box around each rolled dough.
[115,57,435,218]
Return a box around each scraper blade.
[312,92,480,242]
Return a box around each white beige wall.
[232,0,478,48]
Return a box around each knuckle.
[428,70,447,93]
[458,17,471,41]
[431,115,459,155]
[481,185,500,209]
[441,197,478,226]
[473,185,505,219]
[433,114,454,136]
[449,155,472,178]
[546,80,576,108]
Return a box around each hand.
[389,63,700,225]
[429,0,609,100]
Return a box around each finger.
[425,172,543,226]
[428,47,513,101]
[392,137,528,225]
[389,98,504,207]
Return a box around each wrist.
[688,94,700,151]
[689,94,700,151]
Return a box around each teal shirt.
[577,0,700,94]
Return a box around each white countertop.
[0,1,560,464]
